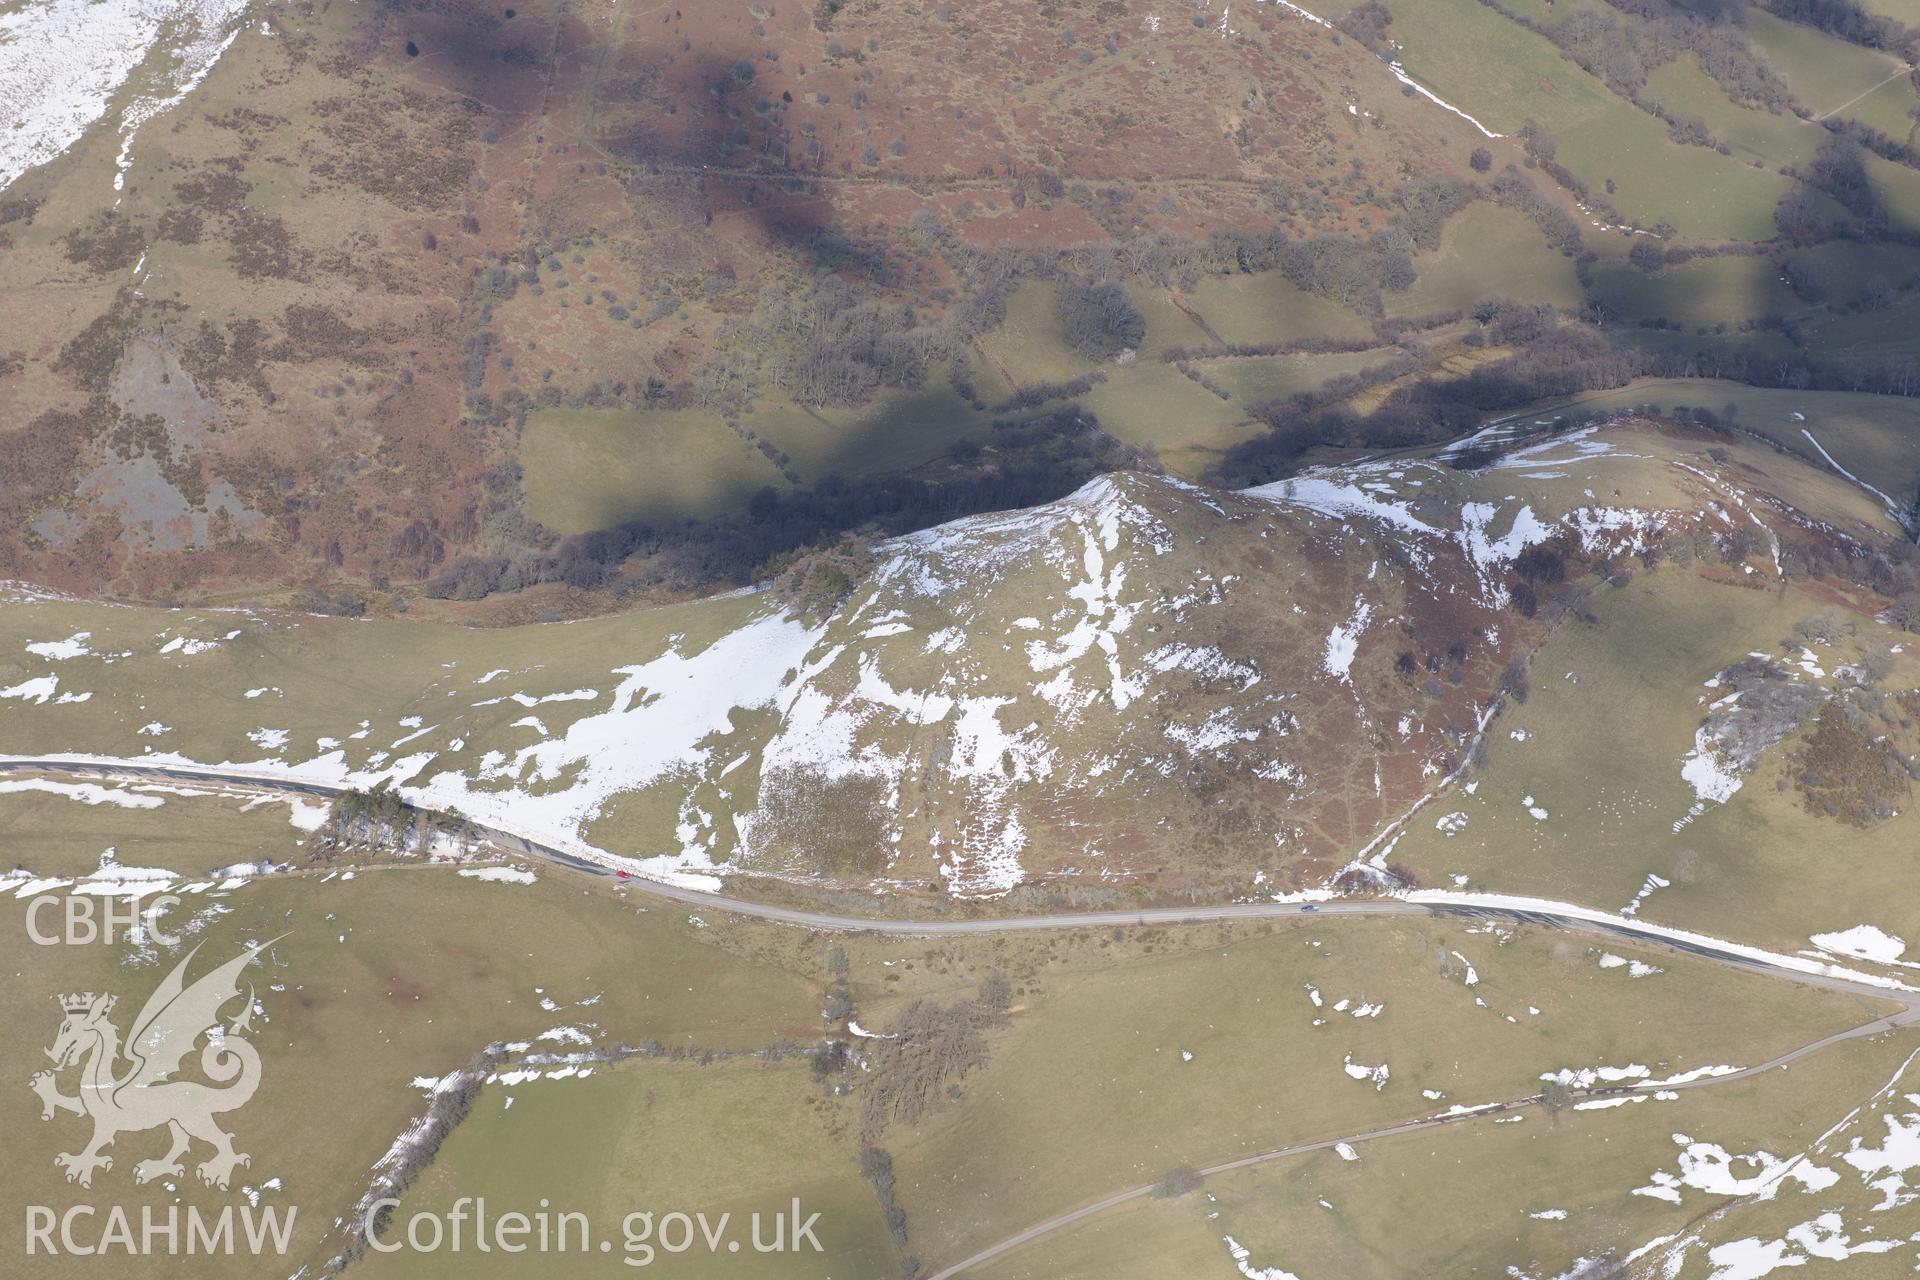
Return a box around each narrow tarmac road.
[1,756,1912,1008]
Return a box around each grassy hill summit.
[2,415,1911,919]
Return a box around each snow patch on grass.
[1810,925,1908,967]
[1633,1135,1840,1205]
[26,633,92,660]
[0,0,247,192]
[1343,1052,1390,1090]
[1,675,61,704]
[1223,1234,1303,1280]
[1598,952,1664,978]
[0,778,164,809]
[1322,598,1373,685]
[458,866,538,885]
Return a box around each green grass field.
[1076,364,1259,478]
[1787,239,1920,303]
[0,782,320,876]
[1389,0,1798,240]
[1123,283,1212,358]
[515,262,1389,535]
[967,1030,1920,1280]
[1387,0,1615,138]
[1588,254,1800,329]
[1745,8,1920,136]
[1643,55,1820,172]
[1388,205,1583,317]
[877,912,1882,1269]
[1866,149,1920,238]
[0,756,1905,1278]
[1181,271,1375,347]
[520,276,1236,537]
[1799,291,1920,359]
[0,826,822,1276]
[1557,107,1796,242]
[520,407,787,533]
[1192,348,1391,407]
[746,377,996,482]
[358,1059,898,1278]
[1390,560,1920,955]
[519,378,1012,535]
[977,282,1096,387]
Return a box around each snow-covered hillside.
[0,418,1905,898]
[0,0,252,193]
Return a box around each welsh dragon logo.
[29,939,280,1190]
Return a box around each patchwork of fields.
[6,0,1920,1276]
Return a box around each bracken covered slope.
[0,0,1480,602]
